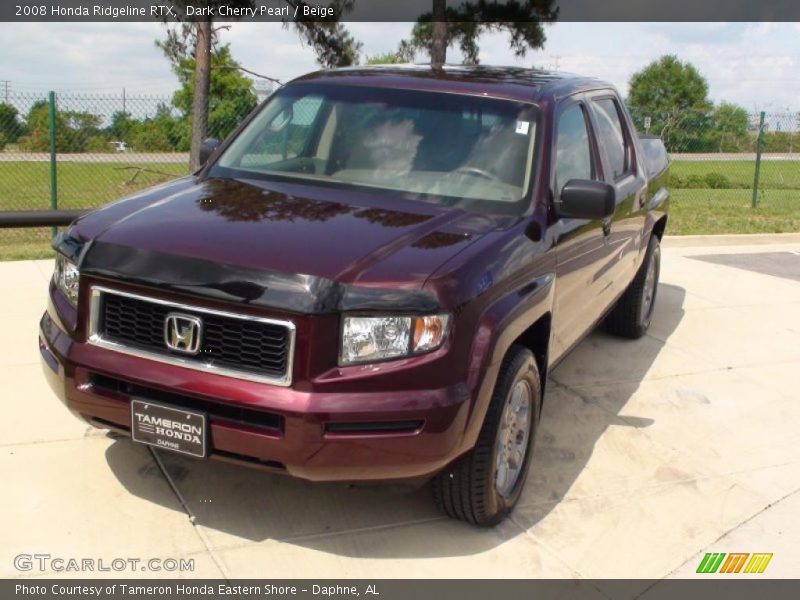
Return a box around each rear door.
[586,94,649,304]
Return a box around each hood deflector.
[64,238,440,315]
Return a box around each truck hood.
[71,177,505,312]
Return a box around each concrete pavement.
[1,238,799,584]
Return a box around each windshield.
[210,83,540,215]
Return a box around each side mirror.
[556,179,616,220]
[199,138,221,167]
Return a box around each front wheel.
[605,234,661,339]
[432,345,541,526]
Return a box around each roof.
[290,64,612,104]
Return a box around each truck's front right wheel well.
[512,312,551,396]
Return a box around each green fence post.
[751,111,765,209]
[48,90,58,239]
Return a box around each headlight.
[53,253,80,306]
[340,314,451,365]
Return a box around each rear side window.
[592,98,629,179]
[640,136,669,177]
[554,104,593,197]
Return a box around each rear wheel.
[605,234,661,339]
[432,345,541,526]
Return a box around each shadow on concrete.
[104,284,686,558]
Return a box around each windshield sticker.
[515,121,530,135]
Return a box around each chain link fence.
[628,106,800,234]
[0,89,254,258]
[1,90,799,258]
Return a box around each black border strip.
[4,0,800,22]
[4,579,800,599]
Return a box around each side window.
[592,98,630,179]
[554,104,593,198]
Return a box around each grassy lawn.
[667,159,799,235]
[1,158,798,260]
[0,161,187,211]
[670,159,800,189]
[0,231,56,261]
[669,188,800,235]
[0,160,188,260]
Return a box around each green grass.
[666,159,800,235]
[0,228,56,261]
[0,160,188,260]
[0,161,187,211]
[669,189,800,235]
[670,160,800,189]
[1,158,799,260]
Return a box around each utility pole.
[2,80,8,104]
[751,111,765,209]
[122,87,126,114]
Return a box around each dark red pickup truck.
[40,66,669,526]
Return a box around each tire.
[432,345,541,527]
[605,234,661,339]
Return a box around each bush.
[17,135,46,152]
[0,131,6,151]
[130,121,174,152]
[703,172,732,189]
[667,173,685,188]
[685,174,705,188]
[84,135,110,153]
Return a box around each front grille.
[91,287,294,385]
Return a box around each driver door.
[550,98,610,361]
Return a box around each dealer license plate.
[130,399,207,458]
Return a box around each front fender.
[459,270,555,454]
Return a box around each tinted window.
[640,136,669,177]
[593,98,629,179]
[554,104,593,197]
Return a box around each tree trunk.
[431,0,447,68]
[189,19,212,172]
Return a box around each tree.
[159,0,361,170]
[17,101,51,152]
[288,0,362,68]
[0,103,24,143]
[157,1,255,169]
[108,111,137,142]
[398,0,559,67]
[16,101,102,153]
[130,104,182,152]
[627,55,713,151]
[61,111,103,152]
[365,52,406,65]
[706,102,750,152]
[170,45,258,149]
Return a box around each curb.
[662,232,800,248]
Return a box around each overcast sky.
[2,22,799,112]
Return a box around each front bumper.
[39,311,471,482]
